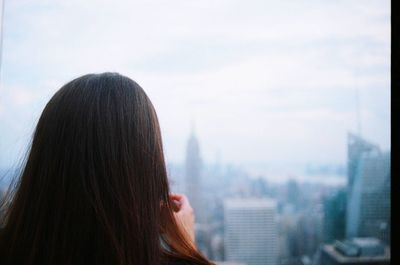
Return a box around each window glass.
[0,1,390,264]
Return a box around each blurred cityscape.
[167,130,390,265]
[0,129,391,265]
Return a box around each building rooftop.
[334,237,387,257]
[351,237,381,247]
[322,244,390,263]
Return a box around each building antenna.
[190,119,196,137]
[355,87,362,137]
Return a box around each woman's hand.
[169,193,195,243]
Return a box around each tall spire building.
[185,128,205,224]
[346,133,391,243]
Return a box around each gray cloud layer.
[0,0,390,174]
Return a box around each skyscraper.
[322,189,346,243]
[347,133,379,189]
[185,128,208,224]
[224,198,278,265]
[346,133,391,243]
[286,180,300,211]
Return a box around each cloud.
[10,88,35,106]
[0,0,391,171]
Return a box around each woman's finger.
[169,193,190,208]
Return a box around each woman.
[0,73,214,265]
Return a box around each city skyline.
[0,116,391,264]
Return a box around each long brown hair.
[0,73,213,265]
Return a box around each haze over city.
[0,0,390,180]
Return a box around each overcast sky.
[0,0,390,175]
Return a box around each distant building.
[319,237,390,265]
[224,198,278,265]
[347,133,379,189]
[185,129,212,257]
[346,133,390,243]
[323,189,346,243]
[291,212,323,258]
[286,180,300,211]
[185,129,205,223]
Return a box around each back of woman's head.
[0,73,211,265]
